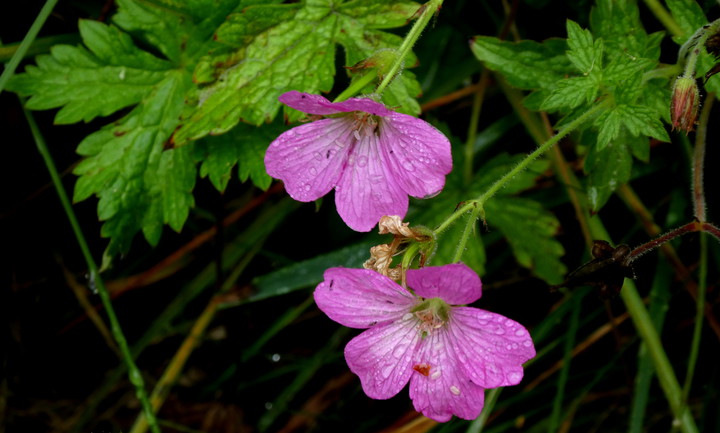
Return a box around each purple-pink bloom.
[264,91,452,232]
[314,263,535,422]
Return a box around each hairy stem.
[375,0,444,95]
[692,94,713,222]
[641,0,683,38]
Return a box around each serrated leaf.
[73,72,192,254]
[541,76,599,111]
[585,139,632,211]
[470,36,570,90]
[7,21,171,124]
[595,106,623,150]
[619,104,670,143]
[198,120,287,192]
[172,0,421,145]
[603,54,656,85]
[485,197,566,284]
[589,0,661,59]
[566,20,603,75]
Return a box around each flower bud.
[670,76,700,134]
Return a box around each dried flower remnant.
[264,91,452,232]
[671,76,700,134]
[314,263,535,422]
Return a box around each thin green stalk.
[22,106,161,433]
[375,0,444,95]
[547,291,583,433]
[590,218,698,433]
[434,100,609,238]
[464,72,489,183]
[466,388,502,433]
[0,0,59,93]
[333,69,378,103]
[641,0,683,38]
[0,33,80,62]
[692,94,713,222]
[681,232,707,407]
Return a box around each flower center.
[410,297,450,338]
[350,112,379,138]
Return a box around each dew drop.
[515,329,526,337]
[506,371,521,383]
[264,402,273,410]
[381,365,394,379]
[347,155,356,165]
[392,345,407,359]
[402,313,413,321]
[309,167,318,175]
[314,152,323,161]
[401,159,415,171]
[271,353,281,362]
[523,340,533,347]
[450,385,461,395]
[304,184,311,191]
[370,175,384,184]
[431,370,441,380]
[494,326,506,335]
[357,155,368,167]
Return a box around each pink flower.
[264,91,452,232]
[314,263,535,422]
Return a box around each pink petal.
[447,307,535,388]
[407,264,482,305]
[280,91,392,116]
[345,318,421,399]
[378,112,452,198]
[264,118,353,202]
[409,329,486,421]
[314,268,417,329]
[335,132,409,232]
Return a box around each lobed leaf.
[172,0,422,145]
[566,20,604,76]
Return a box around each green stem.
[680,18,720,77]
[0,0,60,93]
[590,218,698,433]
[641,0,684,38]
[681,232,706,407]
[333,69,378,103]
[375,0,444,95]
[22,106,161,433]
[463,72,489,183]
[466,388,502,433]
[434,99,609,238]
[692,94,713,222]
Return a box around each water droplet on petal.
[314,152,323,161]
[450,385,461,395]
[506,371,521,383]
[304,184,311,191]
[357,156,368,167]
[392,345,407,359]
[494,326,506,335]
[309,167,318,175]
[523,340,533,347]
[370,174,384,184]
[402,313,413,321]
[431,370,441,380]
[347,155,356,165]
[515,328,526,337]
[401,159,414,171]
[381,365,394,379]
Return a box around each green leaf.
[594,106,623,151]
[585,138,632,211]
[198,120,288,192]
[590,0,662,59]
[251,240,377,302]
[7,21,171,124]
[666,0,707,39]
[172,0,421,145]
[485,197,566,284]
[566,20,603,75]
[541,76,599,111]
[469,36,570,90]
[619,104,670,143]
[73,72,192,255]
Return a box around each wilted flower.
[314,263,535,422]
[264,91,452,232]
[670,76,700,133]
